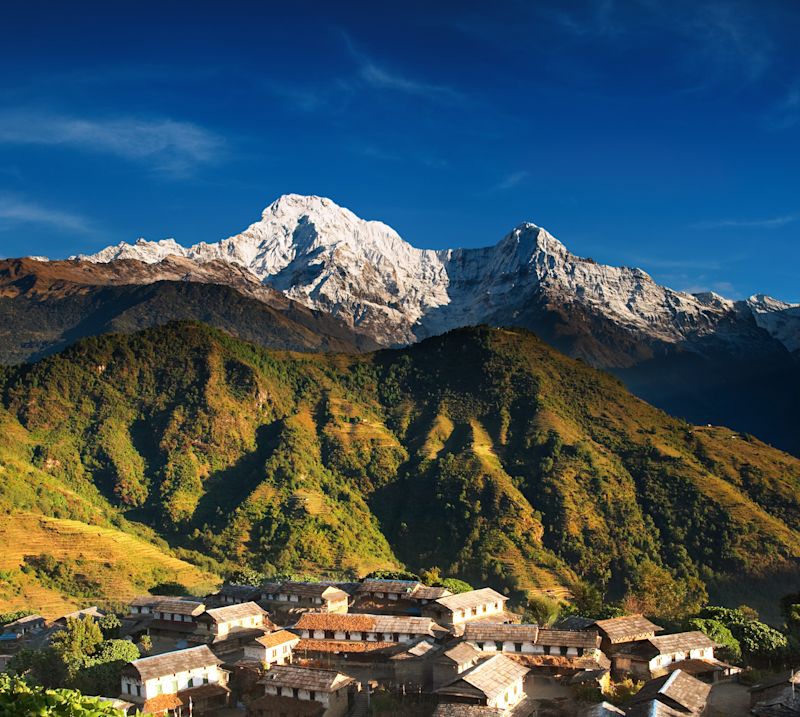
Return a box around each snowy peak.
[71,194,799,354]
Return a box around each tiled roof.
[56,606,105,622]
[646,631,716,654]
[294,612,436,635]
[628,669,711,715]
[463,623,599,649]
[537,628,601,649]
[295,639,378,655]
[258,664,354,692]
[439,654,528,701]
[464,623,538,643]
[442,641,483,666]
[436,589,508,613]
[389,637,442,660]
[3,614,44,628]
[295,638,396,654]
[358,579,420,595]
[294,613,376,633]
[278,581,349,600]
[152,599,206,616]
[203,601,267,623]
[124,645,221,681]
[253,630,300,649]
[593,615,662,643]
[129,595,179,608]
[217,584,260,599]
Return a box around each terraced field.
[0,513,219,617]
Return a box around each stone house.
[120,644,230,716]
[247,664,354,717]
[244,629,300,666]
[435,654,529,711]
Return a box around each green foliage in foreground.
[0,673,125,716]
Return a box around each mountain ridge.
[69,193,799,356]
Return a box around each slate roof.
[3,614,44,629]
[358,579,420,595]
[441,641,484,666]
[152,599,206,616]
[216,584,261,599]
[625,703,687,717]
[295,638,396,654]
[463,622,600,649]
[252,630,300,649]
[593,615,663,643]
[627,669,711,715]
[752,691,800,717]
[258,664,354,692]
[278,581,349,601]
[123,645,221,681]
[202,601,268,624]
[438,654,528,701]
[647,631,716,654]
[435,589,508,612]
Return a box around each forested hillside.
[2,322,800,617]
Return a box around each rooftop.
[202,601,268,624]
[628,669,711,715]
[152,599,206,616]
[593,615,663,643]
[438,654,528,701]
[436,588,508,613]
[124,645,221,681]
[258,664,354,692]
[252,630,301,649]
[358,579,420,595]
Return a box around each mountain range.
[3,322,800,619]
[6,194,799,455]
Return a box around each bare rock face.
[74,193,799,362]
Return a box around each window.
[125,683,131,694]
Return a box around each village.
[3,576,798,717]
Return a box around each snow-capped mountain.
[75,194,800,361]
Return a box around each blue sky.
[0,0,798,301]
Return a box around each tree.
[365,570,420,581]
[149,581,189,596]
[623,560,707,620]
[50,616,103,681]
[97,614,121,639]
[687,618,741,662]
[137,634,153,654]
[225,567,266,586]
[732,621,788,664]
[438,578,474,594]
[74,640,140,696]
[524,594,562,627]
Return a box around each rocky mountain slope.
[64,194,800,454]
[0,256,377,363]
[2,321,800,616]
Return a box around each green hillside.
[2,321,800,616]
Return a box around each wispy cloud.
[492,170,529,192]
[0,194,97,236]
[343,33,463,104]
[691,215,797,230]
[0,110,225,175]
